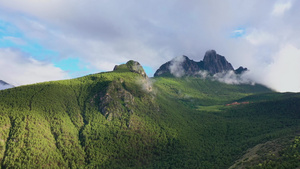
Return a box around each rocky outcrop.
[114,60,147,78]
[202,50,234,74]
[154,50,246,77]
[234,66,248,74]
[97,80,135,121]
[93,60,154,121]
[126,60,147,77]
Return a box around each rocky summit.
[202,50,234,74]
[114,60,147,78]
[154,50,246,77]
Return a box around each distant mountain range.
[0,80,14,90]
[154,50,247,77]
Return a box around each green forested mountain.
[0,61,300,168]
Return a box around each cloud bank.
[0,0,299,92]
[195,70,253,85]
[212,71,253,85]
[255,44,300,92]
[0,48,68,86]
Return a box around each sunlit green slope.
[0,61,299,168]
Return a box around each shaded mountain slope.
[0,61,300,168]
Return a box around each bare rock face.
[234,66,248,74]
[203,50,234,74]
[154,56,202,77]
[154,50,245,77]
[153,62,172,77]
[126,60,147,77]
[93,60,154,121]
[92,79,135,121]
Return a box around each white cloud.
[0,48,68,86]
[213,71,253,85]
[245,29,277,46]
[169,56,186,77]
[196,70,209,79]
[262,44,300,92]
[271,0,292,16]
[195,70,253,85]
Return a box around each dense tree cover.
[0,67,299,168]
[251,136,300,169]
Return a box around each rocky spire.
[202,50,234,74]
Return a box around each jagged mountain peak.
[203,50,224,63]
[154,50,244,77]
[203,50,234,74]
[204,49,217,58]
[154,55,202,77]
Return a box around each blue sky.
[0,20,93,77]
[230,29,246,38]
[0,0,299,92]
[0,19,154,78]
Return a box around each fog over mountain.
[155,50,237,76]
[154,50,252,85]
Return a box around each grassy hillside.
[0,62,299,168]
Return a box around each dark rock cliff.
[234,66,248,74]
[154,50,245,77]
[202,50,234,74]
[154,56,203,77]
